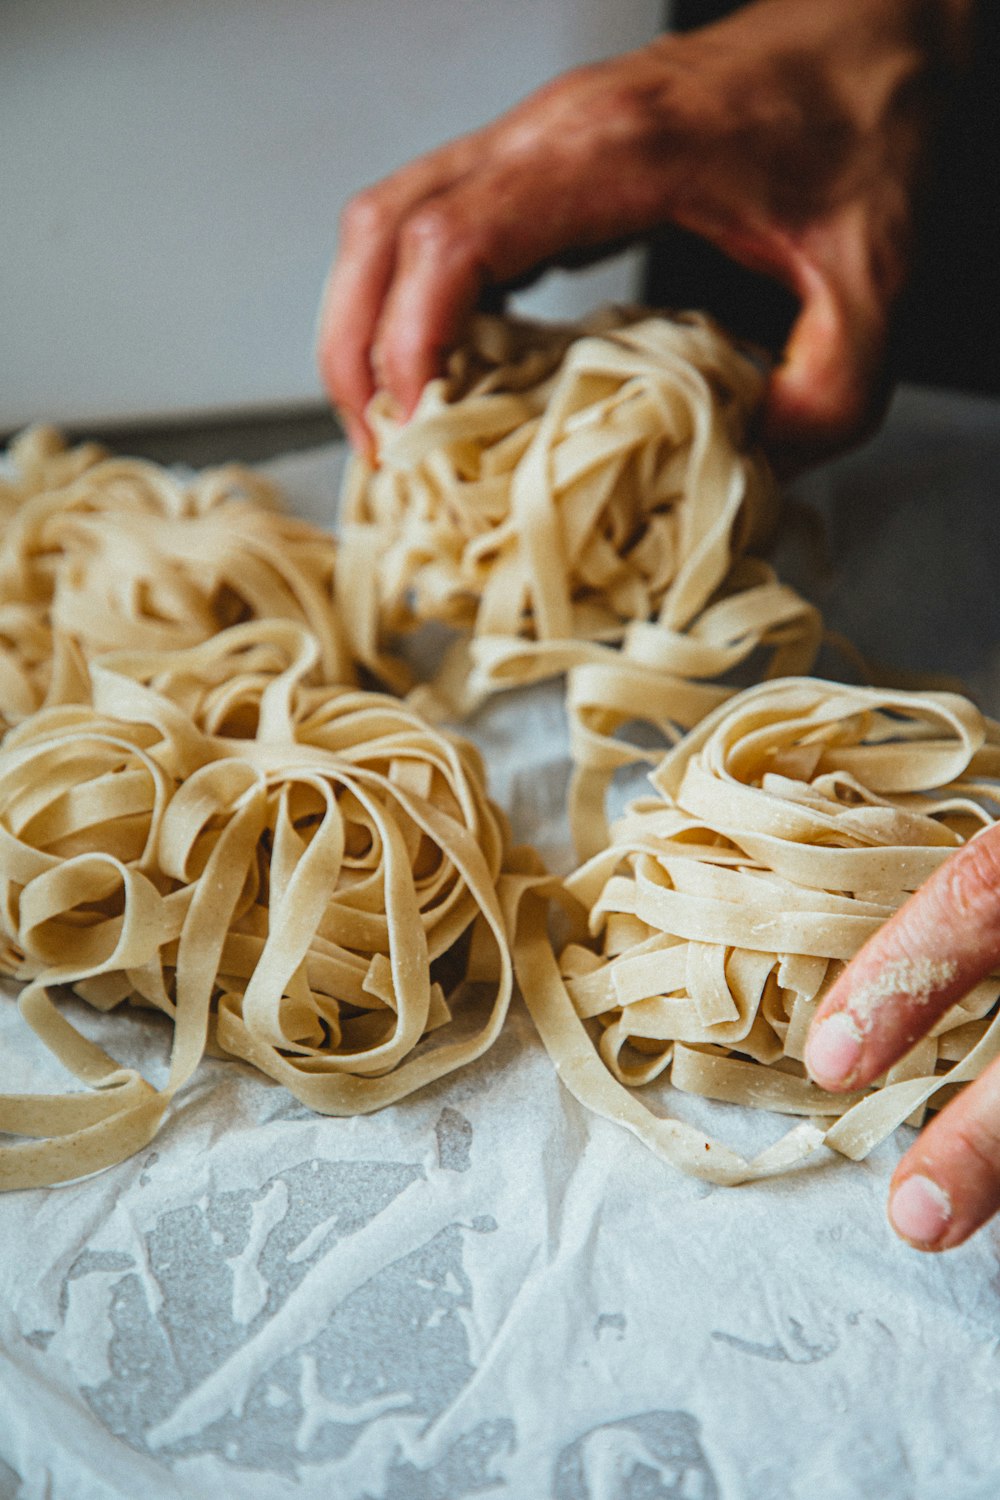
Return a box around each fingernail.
[805,1011,863,1087]
[889,1174,952,1249]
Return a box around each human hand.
[806,824,1000,1250]
[317,0,970,468]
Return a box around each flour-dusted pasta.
[0,621,528,1187]
[0,427,355,730]
[513,679,1000,1184]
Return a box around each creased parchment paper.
[2,385,1000,1500]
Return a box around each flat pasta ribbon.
[480,557,823,858]
[0,620,527,1188]
[340,310,823,846]
[513,678,1000,1184]
[0,426,355,730]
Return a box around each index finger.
[316,142,478,453]
[317,208,396,458]
[804,823,1000,1091]
[762,227,891,472]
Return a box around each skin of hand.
[805,824,1000,1253]
[317,0,970,470]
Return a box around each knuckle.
[940,829,1000,927]
[948,1117,1000,1182]
[374,337,418,397]
[502,60,670,161]
[600,80,660,135]
[521,73,569,112]
[560,79,662,155]
[526,67,594,115]
[340,188,392,243]
[401,203,478,263]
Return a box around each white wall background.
[2,0,664,430]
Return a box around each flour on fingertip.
[848,957,958,1031]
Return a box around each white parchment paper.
[2,387,1000,1500]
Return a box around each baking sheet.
[2,386,1000,1499]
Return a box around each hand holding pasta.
[318,0,971,469]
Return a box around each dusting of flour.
[848,956,958,1031]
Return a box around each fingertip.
[374,341,432,423]
[342,411,375,461]
[316,292,378,452]
[315,226,398,439]
[314,302,337,403]
[374,220,485,422]
[887,1172,954,1252]
[762,271,888,466]
[316,310,376,430]
[887,1052,1000,1252]
[804,1009,864,1091]
[374,314,461,426]
[315,263,349,386]
[318,333,376,455]
[763,342,874,465]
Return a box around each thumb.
[762,250,892,472]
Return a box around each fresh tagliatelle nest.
[339,309,823,850]
[0,621,528,1189]
[0,425,354,730]
[342,308,780,648]
[514,679,1000,1184]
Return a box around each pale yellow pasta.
[340,310,823,846]
[513,678,1000,1184]
[1,350,969,1197]
[0,427,355,729]
[344,308,782,644]
[484,556,823,858]
[0,424,108,516]
[0,620,526,1188]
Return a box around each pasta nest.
[517,678,1000,1184]
[0,426,352,730]
[339,309,780,658]
[0,620,525,1188]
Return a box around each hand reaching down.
[317,0,971,470]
